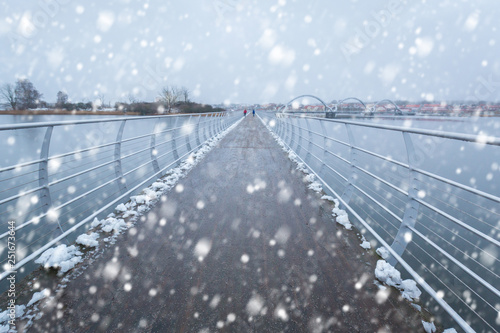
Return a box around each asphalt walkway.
[30,115,422,332]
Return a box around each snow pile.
[360,236,371,249]
[375,260,422,301]
[306,174,323,193]
[332,199,352,230]
[115,203,127,212]
[0,289,53,332]
[35,244,83,273]
[443,329,458,333]
[376,246,390,260]
[90,215,127,233]
[26,289,50,307]
[76,232,99,247]
[321,195,335,202]
[422,320,436,333]
[101,217,127,233]
[0,305,25,332]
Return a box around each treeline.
[0,80,224,115]
[115,101,224,115]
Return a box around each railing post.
[114,120,128,194]
[171,117,180,163]
[214,113,221,135]
[288,117,296,148]
[283,116,291,147]
[278,115,285,139]
[39,126,65,235]
[388,132,420,265]
[202,115,209,142]
[340,124,358,208]
[185,116,193,152]
[295,117,303,155]
[275,114,282,137]
[319,120,329,177]
[208,114,215,138]
[304,118,313,164]
[150,119,161,175]
[195,115,202,146]
[39,126,53,214]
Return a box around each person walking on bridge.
[244,109,247,117]
[252,109,255,117]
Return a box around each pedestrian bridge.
[0,105,499,332]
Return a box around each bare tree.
[56,91,68,108]
[96,93,106,109]
[180,86,190,103]
[127,93,138,104]
[15,79,43,110]
[0,83,16,110]
[158,86,181,113]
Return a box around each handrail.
[0,112,216,131]
[260,108,500,332]
[0,111,240,287]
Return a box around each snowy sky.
[1,0,499,105]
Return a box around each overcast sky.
[1,0,499,105]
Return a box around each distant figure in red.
[244,109,247,117]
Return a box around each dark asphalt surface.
[30,115,422,332]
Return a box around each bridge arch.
[335,97,368,112]
[279,94,335,115]
[373,99,403,115]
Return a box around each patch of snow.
[123,210,138,218]
[375,260,421,301]
[422,320,437,333]
[91,217,102,228]
[332,199,352,230]
[0,305,26,331]
[321,195,335,202]
[304,174,315,183]
[100,217,127,233]
[360,235,371,249]
[115,203,127,212]
[76,232,99,247]
[308,181,323,193]
[360,240,371,249]
[376,246,390,260]
[27,289,50,307]
[411,303,421,312]
[443,329,458,333]
[35,245,82,273]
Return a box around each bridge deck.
[29,116,422,332]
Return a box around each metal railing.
[259,109,500,333]
[0,112,240,287]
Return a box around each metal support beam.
[39,126,65,236]
[114,120,128,194]
[304,118,314,164]
[295,117,303,155]
[388,132,420,265]
[150,119,161,175]
[340,123,358,208]
[195,115,202,146]
[171,117,180,164]
[185,116,193,152]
